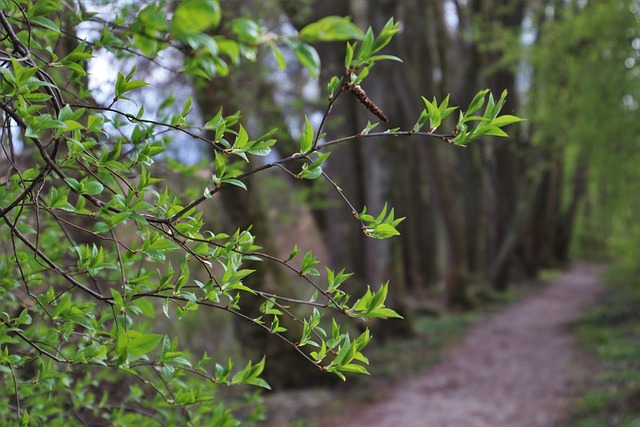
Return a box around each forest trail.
[339,264,604,427]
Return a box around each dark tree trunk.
[555,159,587,263]
[473,0,527,290]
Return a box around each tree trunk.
[474,0,527,290]
[424,0,472,307]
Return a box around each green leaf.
[371,223,400,239]
[286,244,299,262]
[413,109,429,132]
[422,97,442,130]
[181,96,192,117]
[364,307,403,319]
[466,89,490,116]
[299,163,323,180]
[82,180,104,196]
[270,43,286,70]
[92,222,110,234]
[339,363,370,374]
[482,126,509,137]
[299,115,313,153]
[204,108,225,131]
[326,268,352,292]
[301,251,319,275]
[371,18,400,53]
[110,288,124,308]
[124,80,149,93]
[452,131,469,146]
[352,65,370,84]
[248,137,275,156]
[344,41,355,67]
[29,0,64,17]
[24,92,52,102]
[332,336,351,366]
[367,54,403,63]
[232,18,261,43]
[361,121,380,135]
[162,299,170,318]
[127,330,163,357]
[357,27,375,61]
[31,16,60,33]
[63,120,85,131]
[171,0,221,37]
[300,16,364,42]
[307,151,330,170]
[19,410,29,427]
[115,72,149,98]
[61,41,92,63]
[286,40,321,79]
[231,357,271,389]
[352,287,373,313]
[247,377,271,389]
[115,330,129,364]
[64,177,80,191]
[234,125,249,149]
[134,298,156,318]
[328,76,341,94]
[491,115,524,127]
[370,282,388,310]
[222,178,247,191]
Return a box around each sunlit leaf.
[300,16,364,42]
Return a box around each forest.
[0,0,638,425]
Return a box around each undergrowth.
[572,263,640,427]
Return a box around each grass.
[571,263,640,427]
[357,312,478,383]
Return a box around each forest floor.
[261,263,605,427]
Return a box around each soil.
[335,263,605,427]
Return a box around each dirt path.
[339,264,604,427]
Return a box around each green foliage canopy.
[530,0,640,264]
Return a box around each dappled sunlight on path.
[340,264,604,427]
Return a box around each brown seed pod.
[346,83,389,122]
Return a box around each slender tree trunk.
[474,0,527,290]
[555,159,587,263]
[425,0,472,307]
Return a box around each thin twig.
[2,217,110,302]
[9,364,20,420]
[311,75,348,150]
